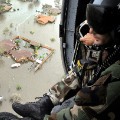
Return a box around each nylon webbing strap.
[89,45,120,85]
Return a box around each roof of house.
[36,15,55,24]
[10,50,34,62]
[0,40,16,53]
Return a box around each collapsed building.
[10,50,34,63]
[0,36,54,71]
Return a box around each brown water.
[0,0,65,114]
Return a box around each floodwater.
[0,0,65,115]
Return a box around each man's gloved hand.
[80,33,96,46]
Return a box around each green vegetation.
[30,31,34,35]
[33,46,40,56]
[50,37,55,42]
[16,84,22,91]
[24,42,29,48]
[39,53,47,60]
[39,55,44,59]
[15,39,21,46]
[34,46,40,50]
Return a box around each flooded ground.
[0,0,65,115]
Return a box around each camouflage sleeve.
[44,105,90,120]
[43,74,111,120]
[48,71,80,105]
[74,73,111,106]
[74,86,106,106]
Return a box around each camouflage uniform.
[44,60,120,120]
[47,71,80,105]
[47,52,97,105]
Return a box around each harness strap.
[88,45,120,85]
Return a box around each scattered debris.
[36,14,55,25]
[4,5,12,10]
[34,49,54,71]
[11,63,21,68]
[42,4,61,15]
[36,59,42,64]
[48,8,61,15]
[29,40,41,47]
[41,4,52,14]
[0,36,54,72]
[42,4,52,10]
[35,3,61,24]
[0,4,12,14]
[9,93,21,103]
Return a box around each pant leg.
[47,71,80,105]
[44,104,90,120]
[51,96,75,114]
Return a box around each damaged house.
[10,50,34,63]
[0,39,16,55]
